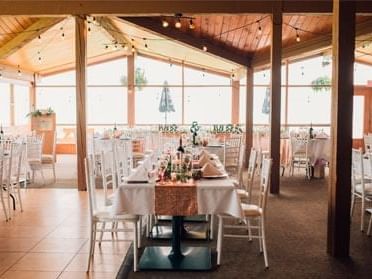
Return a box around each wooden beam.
[120,17,250,66]
[0,1,339,16]
[232,80,240,124]
[97,16,132,55]
[0,18,63,59]
[252,19,372,68]
[327,0,355,257]
[245,67,254,167]
[269,4,282,195]
[75,15,88,191]
[127,54,135,127]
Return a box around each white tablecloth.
[112,178,243,218]
[307,138,331,166]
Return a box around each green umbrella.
[159,81,175,124]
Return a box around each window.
[14,85,30,125]
[38,71,75,86]
[353,96,364,139]
[0,83,10,126]
[354,63,372,85]
[87,87,127,124]
[288,56,331,85]
[88,59,127,86]
[184,67,230,86]
[184,87,231,124]
[239,85,246,124]
[287,87,331,125]
[136,87,182,124]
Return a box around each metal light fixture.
[189,19,195,29]
[162,19,169,28]
[175,18,182,29]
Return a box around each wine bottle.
[177,135,185,153]
[0,124,3,140]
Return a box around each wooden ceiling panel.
[0,16,39,47]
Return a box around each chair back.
[258,158,272,214]
[290,136,309,157]
[247,148,258,199]
[114,141,131,184]
[26,135,43,161]
[101,150,117,206]
[351,148,364,195]
[236,144,246,183]
[224,134,242,167]
[0,139,13,154]
[85,155,97,218]
[6,143,24,185]
[364,134,372,154]
[0,148,4,190]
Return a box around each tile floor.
[0,188,131,279]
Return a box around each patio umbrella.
[158,80,175,124]
[262,87,270,114]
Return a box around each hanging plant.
[311,76,331,92]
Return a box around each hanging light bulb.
[105,45,109,49]
[202,45,208,52]
[60,27,65,39]
[162,19,169,28]
[38,34,42,43]
[123,44,129,51]
[17,65,22,77]
[143,38,148,48]
[175,18,182,29]
[189,19,195,29]
[131,45,135,53]
[88,26,91,32]
[296,28,301,42]
[38,56,42,64]
[257,20,262,35]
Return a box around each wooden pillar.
[245,67,254,167]
[75,15,87,191]
[182,61,185,125]
[231,79,240,124]
[284,60,289,127]
[327,0,355,257]
[127,54,135,127]
[269,5,282,194]
[9,84,15,126]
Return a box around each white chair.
[289,136,311,179]
[27,135,45,184]
[0,149,8,221]
[101,150,118,206]
[3,142,24,220]
[235,147,258,203]
[41,131,57,183]
[217,158,272,269]
[224,134,242,176]
[85,155,140,272]
[364,134,372,154]
[350,148,372,231]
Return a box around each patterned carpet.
[117,174,372,279]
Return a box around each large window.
[0,83,11,126]
[14,85,30,125]
[354,63,372,85]
[353,96,364,139]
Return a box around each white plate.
[202,173,228,178]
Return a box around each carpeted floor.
[117,175,372,279]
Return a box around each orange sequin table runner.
[155,181,198,216]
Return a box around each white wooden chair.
[100,150,118,206]
[0,149,8,221]
[235,147,258,203]
[26,135,45,184]
[364,134,372,154]
[85,155,140,272]
[351,148,372,231]
[41,131,57,183]
[217,158,272,269]
[289,136,311,179]
[224,134,242,176]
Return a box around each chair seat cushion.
[93,206,138,221]
[241,203,262,217]
[236,189,249,199]
[355,183,372,195]
[41,155,54,164]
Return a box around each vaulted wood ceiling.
[0,14,372,77]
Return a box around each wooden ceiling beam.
[0,17,64,59]
[0,63,34,82]
[252,19,372,68]
[0,1,350,16]
[119,17,250,66]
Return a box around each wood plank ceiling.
[0,14,372,76]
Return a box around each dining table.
[111,156,242,271]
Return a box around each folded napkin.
[199,149,210,157]
[198,154,218,167]
[202,162,224,177]
[126,164,149,183]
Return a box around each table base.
[151,224,208,240]
[157,215,208,222]
[138,246,212,270]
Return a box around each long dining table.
[111,161,242,271]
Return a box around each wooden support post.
[245,67,254,167]
[269,5,282,194]
[9,84,15,127]
[75,15,87,191]
[127,54,135,127]
[182,61,185,125]
[327,0,355,257]
[284,60,289,128]
[232,80,240,124]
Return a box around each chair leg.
[1,190,8,221]
[40,169,45,185]
[52,163,56,183]
[247,219,252,241]
[210,214,214,240]
[16,182,23,212]
[137,217,142,248]
[261,217,269,269]
[99,222,106,246]
[7,185,11,220]
[361,200,365,232]
[367,214,372,236]
[258,218,263,253]
[217,216,223,266]
[87,222,96,271]
[133,220,138,272]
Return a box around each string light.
[257,20,262,35]
[143,38,148,48]
[202,45,208,52]
[189,19,195,30]
[38,34,42,43]
[60,27,65,39]
[123,44,129,51]
[296,28,301,42]
[37,51,42,64]
[175,18,182,29]
[162,19,169,28]
[131,45,135,53]
[17,65,22,77]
